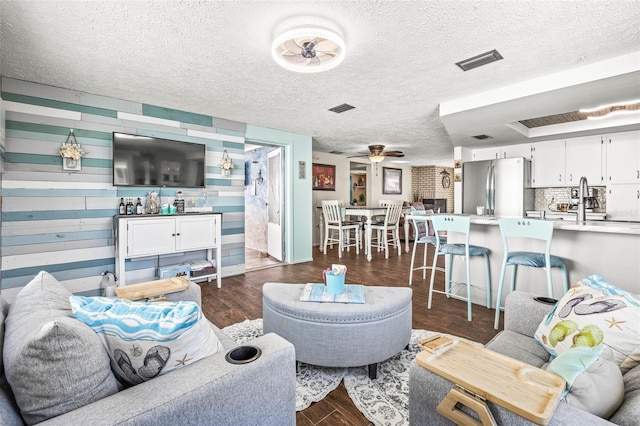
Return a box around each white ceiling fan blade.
[283,38,302,54]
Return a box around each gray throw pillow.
[3,271,118,425]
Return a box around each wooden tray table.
[416,338,566,426]
[115,276,190,301]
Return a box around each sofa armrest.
[504,291,554,338]
[41,333,296,426]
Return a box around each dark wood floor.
[200,242,502,425]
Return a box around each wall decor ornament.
[59,129,85,171]
[220,149,233,177]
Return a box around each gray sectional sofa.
[0,272,296,425]
[409,291,639,425]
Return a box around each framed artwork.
[312,163,336,191]
[382,167,402,194]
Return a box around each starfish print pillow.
[534,274,640,374]
[70,296,223,386]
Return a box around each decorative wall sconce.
[255,168,264,185]
[59,129,85,171]
[220,149,233,177]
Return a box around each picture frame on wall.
[312,163,336,191]
[382,167,402,194]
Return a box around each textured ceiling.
[1,1,639,166]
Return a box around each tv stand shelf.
[114,213,222,288]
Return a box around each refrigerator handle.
[485,165,492,214]
[486,164,495,215]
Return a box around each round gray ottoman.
[262,282,412,378]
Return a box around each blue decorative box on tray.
[300,283,365,304]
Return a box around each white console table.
[114,213,222,288]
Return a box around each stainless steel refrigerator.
[462,157,534,217]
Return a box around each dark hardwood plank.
[200,243,501,424]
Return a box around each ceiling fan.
[349,145,405,163]
[280,36,338,66]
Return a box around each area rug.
[222,319,463,425]
[222,319,346,411]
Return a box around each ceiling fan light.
[272,25,345,73]
[369,154,385,163]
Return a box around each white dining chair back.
[493,218,569,329]
[371,201,403,258]
[322,200,343,225]
[321,200,361,258]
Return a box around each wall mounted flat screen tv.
[112,132,206,188]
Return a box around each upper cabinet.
[531,135,605,188]
[565,135,605,186]
[472,144,531,161]
[531,140,566,187]
[501,144,532,160]
[472,147,501,161]
[606,131,640,184]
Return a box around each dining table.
[343,206,389,261]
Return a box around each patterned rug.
[222,319,458,424]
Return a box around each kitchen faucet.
[577,176,588,223]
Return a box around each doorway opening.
[349,162,369,206]
[244,143,285,272]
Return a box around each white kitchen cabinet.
[607,184,640,221]
[471,144,531,161]
[565,135,605,186]
[501,143,532,160]
[472,147,501,161]
[115,214,222,287]
[531,140,566,187]
[606,130,640,184]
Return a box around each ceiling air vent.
[330,150,344,154]
[456,49,503,71]
[472,134,493,140]
[329,103,355,113]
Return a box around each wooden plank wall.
[0,77,247,301]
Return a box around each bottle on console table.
[136,197,143,215]
[126,198,134,215]
[119,198,126,215]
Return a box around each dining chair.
[321,200,361,258]
[428,215,491,321]
[408,210,448,285]
[493,218,569,329]
[370,201,403,259]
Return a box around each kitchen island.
[435,216,639,312]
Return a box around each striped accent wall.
[0,77,247,301]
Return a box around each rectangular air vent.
[456,49,503,71]
[472,134,493,140]
[329,103,355,113]
[329,151,344,154]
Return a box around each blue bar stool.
[428,215,491,321]
[408,211,447,285]
[494,218,569,329]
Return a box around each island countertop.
[468,215,640,235]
